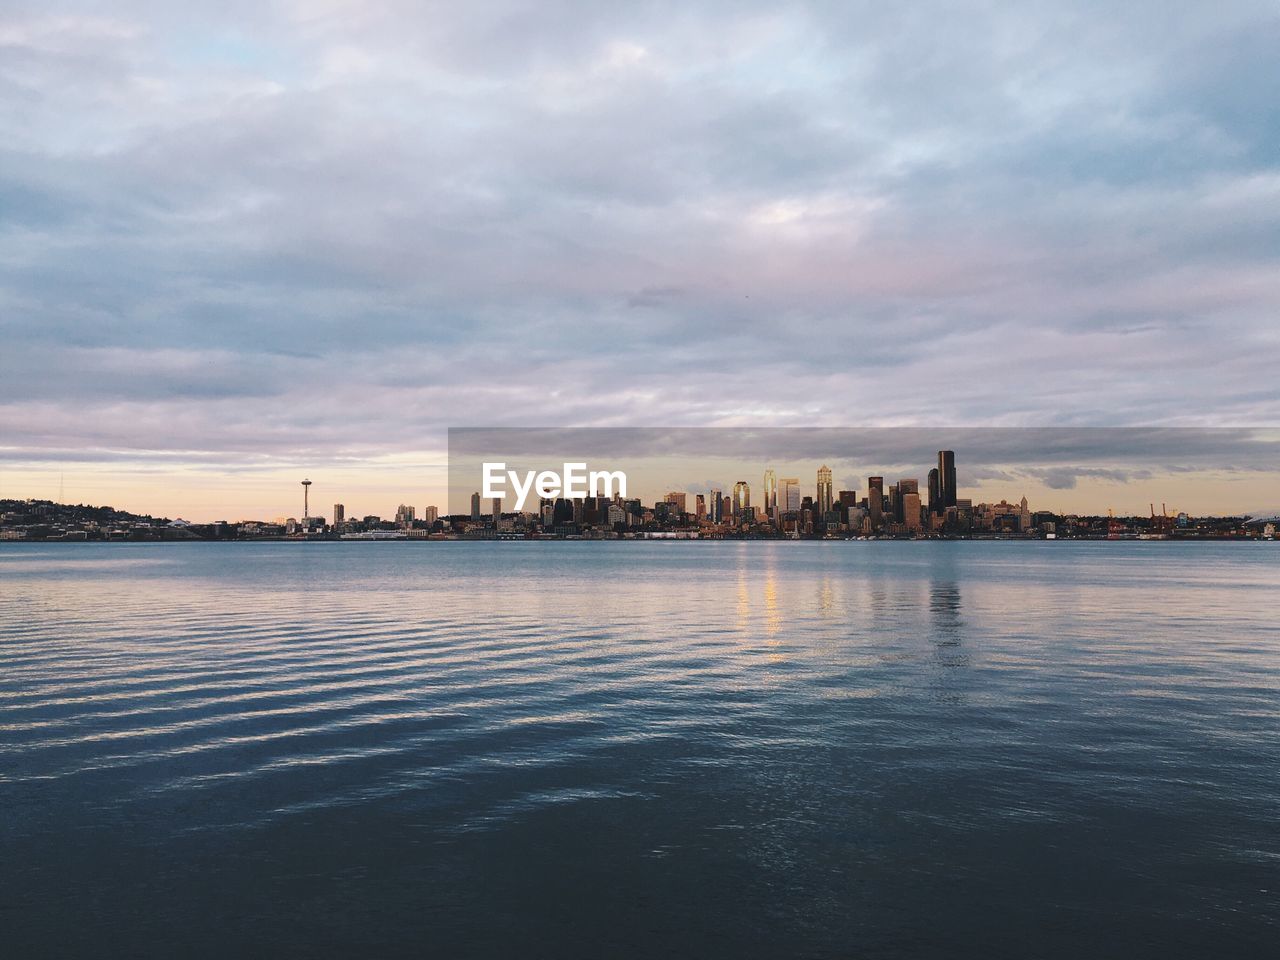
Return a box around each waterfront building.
[780,478,801,513]
[868,476,884,532]
[763,469,778,521]
[938,451,957,511]
[816,466,833,516]
[903,492,922,531]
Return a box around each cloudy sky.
[2,2,1278,519]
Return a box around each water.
[1,541,1277,958]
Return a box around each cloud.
[0,0,1278,489]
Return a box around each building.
[333,503,345,526]
[780,478,800,513]
[867,476,884,531]
[470,492,481,521]
[664,491,687,513]
[423,505,439,524]
[395,504,415,528]
[938,451,957,512]
[733,481,750,517]
[928,468,941,515]
[763,469,777,521]
[903,492,922,531]
[896,479,918,524]
[816,465,833,516]
[694,494,706,520]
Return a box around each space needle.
[301,478,312,523]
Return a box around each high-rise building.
[492,497,501,522]
[763,469,777,520]
[695,494,706,519]
[838,489,859,507]
[732,481,750,517]
[868,476,884,532]
[816,465,833,516]
[938,451,957,512]
[333,503,345,526]
[665,491,687,513]
[552,498,574,525]
[928,468,941,515]
[424,506,439,524]
[470,491,481,521]
[710,490,723,523]
[903,492,922,531]
[395,504,415,528]
[897,479,918,524]
[780,478,801,513]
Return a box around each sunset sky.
[3,2,1278,520]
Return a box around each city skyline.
[3,4,1278,526]
[14,440,1271,528]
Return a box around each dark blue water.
[1,541,1277,958]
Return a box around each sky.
[2,2,1278,520]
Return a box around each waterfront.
[1,541,1277,958]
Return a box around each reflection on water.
[1,540,1278,959]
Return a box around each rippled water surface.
[2,541,1278,958]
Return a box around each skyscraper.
[333,503,345,526]
[928,468,940,516]
[763,469,777,521]
[903,492,922,531]
[938,450,957,512]
[816,465,832,516]
[780,478,800,513]
[897,479,918,524]
[470,491,481,520]
[868,476,884,532]
[733,481,750,517]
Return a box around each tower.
[301,479,312,521]
[763,469,777,521]
[867,476,884,532]
[938,451,957,512]
[816,465,833,516]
